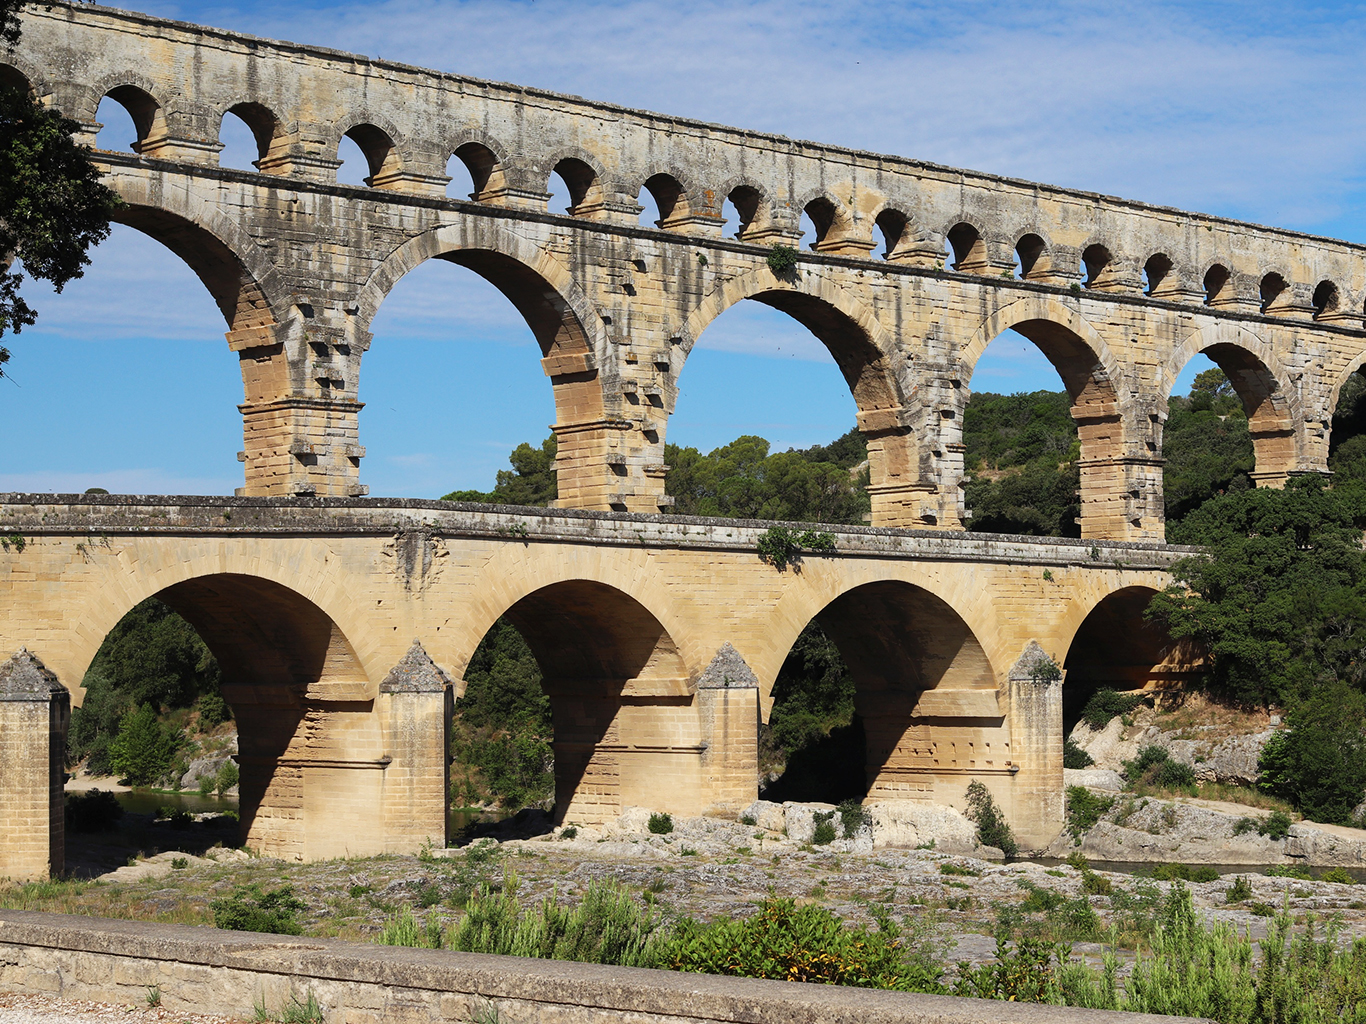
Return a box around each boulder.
[865,800,979,853]
[1064,768,1125,791]
[742,799,786,834]
[782,802,836,844]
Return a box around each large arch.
[67,565,395,861]
[1061,584,1204,731]
[759,573,1006,808]
[356,220,612,507]
[1163,322,1299,486]
[682,268,927,526]
[964,296,1139,539]
[455,577,690,823]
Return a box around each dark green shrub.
[1257,685,1366,824]
[811,811,837,845]
[647,812,673,835]
[65,789,123,832]
[1063,739,1094,769]
[559,826,578,840]
[1080,689,1142,730]
[197,689,230,728]
[215,759,239,795]
[1154,759,1196,790]
[1258,810,1292,840]
[939,863,980,877]
[211,884,305,934]
[1225,876,1253,902]
[108,703,182,786]
[1081,871,1112,895]
[167,808,193,830]
[1265,864,1313,880]
[965,780,1017,856]
[836,799,871,838]
[1320,867,1356,884]
[1233,816,1257,835]
[756,526,835,572]
[665,898,945,991]
[765,244,798,276]
[1151,863,1219,883]
[1065,786,1113,839]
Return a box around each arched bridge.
[0,497,1195,879]
[8,4,1366,540]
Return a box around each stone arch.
[355,219,612,507]
[444,133,512,202]
[453,567,691,822]
[1080,240,1122,290]
[102,177,285,332]
[635,168,698,229]
[715,175,773,241]
[682,266,925,525]
[944,218,989,273]
[1012,228,1052,280]
[543,148,608,217]
[1143,252,1177,296]
[965,296,1135,538]
[1164,321,1299,485]
[796,188,858,253]
[0,56,45,97]
[870,204,911,258]
[89,77,167,153]
[1259,268,1292,315]
[762,573,1002,805]
[1061,583,1203,731]
[332,115,405,187]
[218,101,288,168]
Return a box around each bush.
[1063,739,1094,769]
[1225,876,1253,903]
[1065,786,1113,839]
[647,812,674,835]
[836,799,871,839]
[215,759,239,795]
[1152,863,1219,883]
[1122,745,1195,793]
[811,811,837,845]
[197,689,230,728]
[666,898,945,991]
[65,789,123,832]
[1080,689,1143,730]
[765,244,798,276]
[1257,685,1366,824]
[1320,867,1356,884]
[964,780,1017,856]
[1259,810,1293,840]
[211,884,305,934]
[108,704,182,786]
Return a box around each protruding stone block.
[697,644,759,813]
[379,641,452,852]
[0,649,70,880]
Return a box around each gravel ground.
[0,991,244,1024]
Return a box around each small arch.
[1204,264,1233,306]
[946,222,987,273]
[549,157,604,217]
[725,183,765,241]
[450,141,505,201]
[1015,233,1047,280]
[874,208,908,259]
[219,102,285,170]
[338,122,401,187]
[1143,253,1173,296]
[96,84,165,153]
[1313,280,1341,320]
[1260,272,1289,315]
[1081,244,1113,289]
[802,195,846,250]
[638,172,689,228]
[0,62,31,95]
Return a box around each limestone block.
[781,802,836,844]
[867,800,979,852]
[1063,768,1125,791]
[742,799,786,833]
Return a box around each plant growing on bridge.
[755,526,835,572]
[765,244,798,276]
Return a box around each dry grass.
[1150,692,1274,740]
[1122,780,1297,816]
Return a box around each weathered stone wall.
[8,3,1366,538]
[0,910,1206,1024]
[0,496,1195,874]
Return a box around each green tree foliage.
[69,598,223,774]
[960,390,1080,537]
[442,435,558,506]
[1257,681,1366,825]
[449,618,554,809]
[665,431,870,524]
[0,0,121,374]
[107,703,183,786]
[1162,370,1254,523]
[211,884,306,935]
[1151,476,1366,707]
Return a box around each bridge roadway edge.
[0,909,1207,1024]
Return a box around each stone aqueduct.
[0,3,1363,878]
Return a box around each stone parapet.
[0,910,1207,1024]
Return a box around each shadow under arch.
[1062,584,1203,733]
[356,222,611,508]
[1164,323,1299,486]
[765,579,1004,805]
[89,573,380,861]
[483,580,688,823]
[965,297,1136,539]
[682,269,930,527]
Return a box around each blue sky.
[6,0,1366,497]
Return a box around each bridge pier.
[0,651,70,881]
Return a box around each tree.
[0,0,120,376]
[108,703,183,786]
[442,434,558,506]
